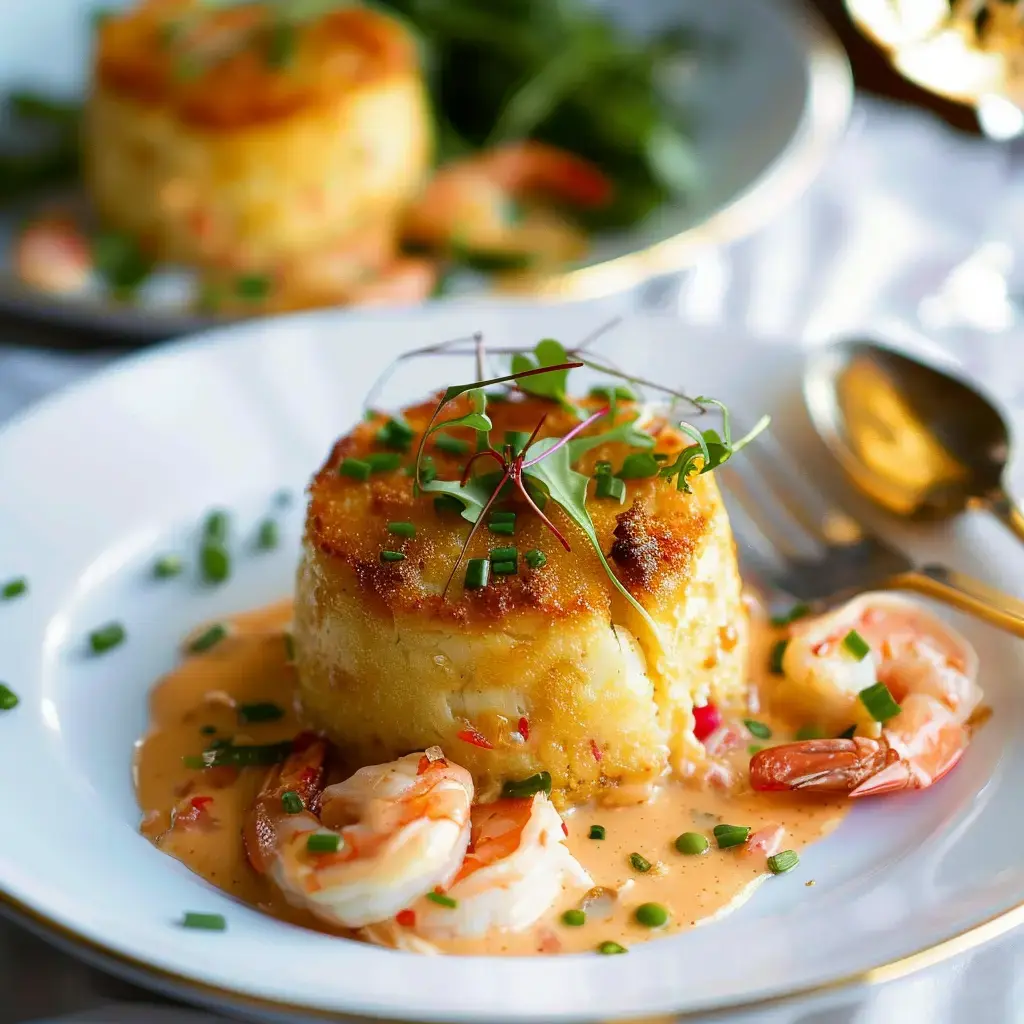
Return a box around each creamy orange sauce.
[135,600,847,955]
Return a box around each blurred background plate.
[0,0,852,341]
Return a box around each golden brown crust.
[94,1,418,129]
[304,392,722,626]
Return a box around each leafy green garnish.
[511,339,574,406]
[566,416,655,462]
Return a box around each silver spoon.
[803,337,1024,544]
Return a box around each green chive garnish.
[769,639,788,674]
[366,452,402,473]
[464,558,490,589]
[339,458,371,481]
[598,941,627,955]
[306,833,340,854]
[376,418,414,451]
[201,543,230,584]
[433,495,463,515]
[0,684,19,711]
[843,629,871,660]
[744,720,772,739]
[388,522,416,538]
[634,902,669,928]
[490,511,516,523]
[235,274,271,301]
[89,622,125,654]
[501,771,552,798]
[153,555,183,578]
[185,740,292,769]
[434,433,470,455]
[767,850,799,875]
[838,724,857,739]
[770,603,810,627]
[256,519,279,550]
[589,825,606,840]
[491,560,517,575]
[595,475,626,502]
[795,724,825,740]
[594,461,613,477]
[858,682,901,722]
[524,549,547,569]
[282,790,303,814]
[489,546,517,563]
[426,891,458,908]
[629,852,652,873]
[380,550,406,563]
[416,455,437,484]
[238,702,283,724]
[748,744,762,755]
[488,520,515,536]
[561,909,586,927]
[189,623,228,653]
[264,19,296,68]
[713,824,751,850]
[181,912,226,931]
[1,577,27,600]
[674,832,709,856]
[204,511,229,543]
[616,453,660,479]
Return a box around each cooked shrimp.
[245,743,473,928]
[403,141,612,265]
[412,794,592,940]
[13,215,92,294]
[750,593,982,797]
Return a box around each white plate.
[0,302,1022,1023]
[0,0,851,338]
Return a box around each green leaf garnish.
[510,339,574,406]
[565,416,655,462]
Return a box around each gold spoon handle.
[985,488,1024,548]
[891,564,1024,638]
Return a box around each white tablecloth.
[3,96,1024,1024]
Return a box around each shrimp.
[412,794,592,940]
[13,215,92,294]
[245,743,473,928]
[750,593,982,797]
[403,141,612,265]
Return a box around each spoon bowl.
[803,338,1024,542]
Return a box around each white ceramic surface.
[0,0,851,338]
[0,303,1021,1023]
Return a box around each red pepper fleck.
[396,909,416,928]
[417,755,431,775]
[589,738,603,762]
[561,821,569,836]
[190,796,213,811]
[812,641,832,657]
[457,728,494,750]
[518,717,530,741]
[300,766,319,787]
[692,702,721,742]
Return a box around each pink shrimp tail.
[480,142,613,207]
[749,738,893,794]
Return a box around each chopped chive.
[489,546,517,563]
[524,549,547,569]
[674,832,709,855]
[504,430,531,456]
[770,602,811,627]
[501,771,552,798]
[256,519,279,550]
[562,909,586,927]
[189,623,228,653]
[629,852,652,873]
[264,19,296,68]
[339,458,371,481]
[744,719,772,740]
[416,455,437,484]
[284,632,296,661]
[387,522,416,538]
[795,724,825,740]
[306,833,340,854]
[434,433,470,455]
[186,740,292,768]
[843,629,871,660]
[838,724,857,739]
[1,577,27,600]
[237,702,284,724]
[634,902,669,928]
[365,452,402,473]
[89,622,125,654]
[282,790,303,814]
[153,555,183,578]
[769,639,788,674]
[235,274,271,301]
[589,824,606,840]
[433,495,463,515]
[491,560,517,575]
[426,891,458,908]
[201,543,230,584]
[767,850,799,875]
[200,725,217,736]
[595,475,626,502]
[0,684,19,711]
[713,824,750,850]
[464,558,490,589]
[858,682,901,722]
[616,453,660,479]
[589,384,637,403]
[204,510,229,543]
[598,941,627,955]
[653,453,669,462]
[380,550,406,563]
[376,418,415,451]
[748,744,763,755]
[594,460,613,477]
[490,511,516,522]
[181,912,226,931]
[488,520,515,536]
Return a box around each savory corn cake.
[294,389,749,808]
[85,0,431,273]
